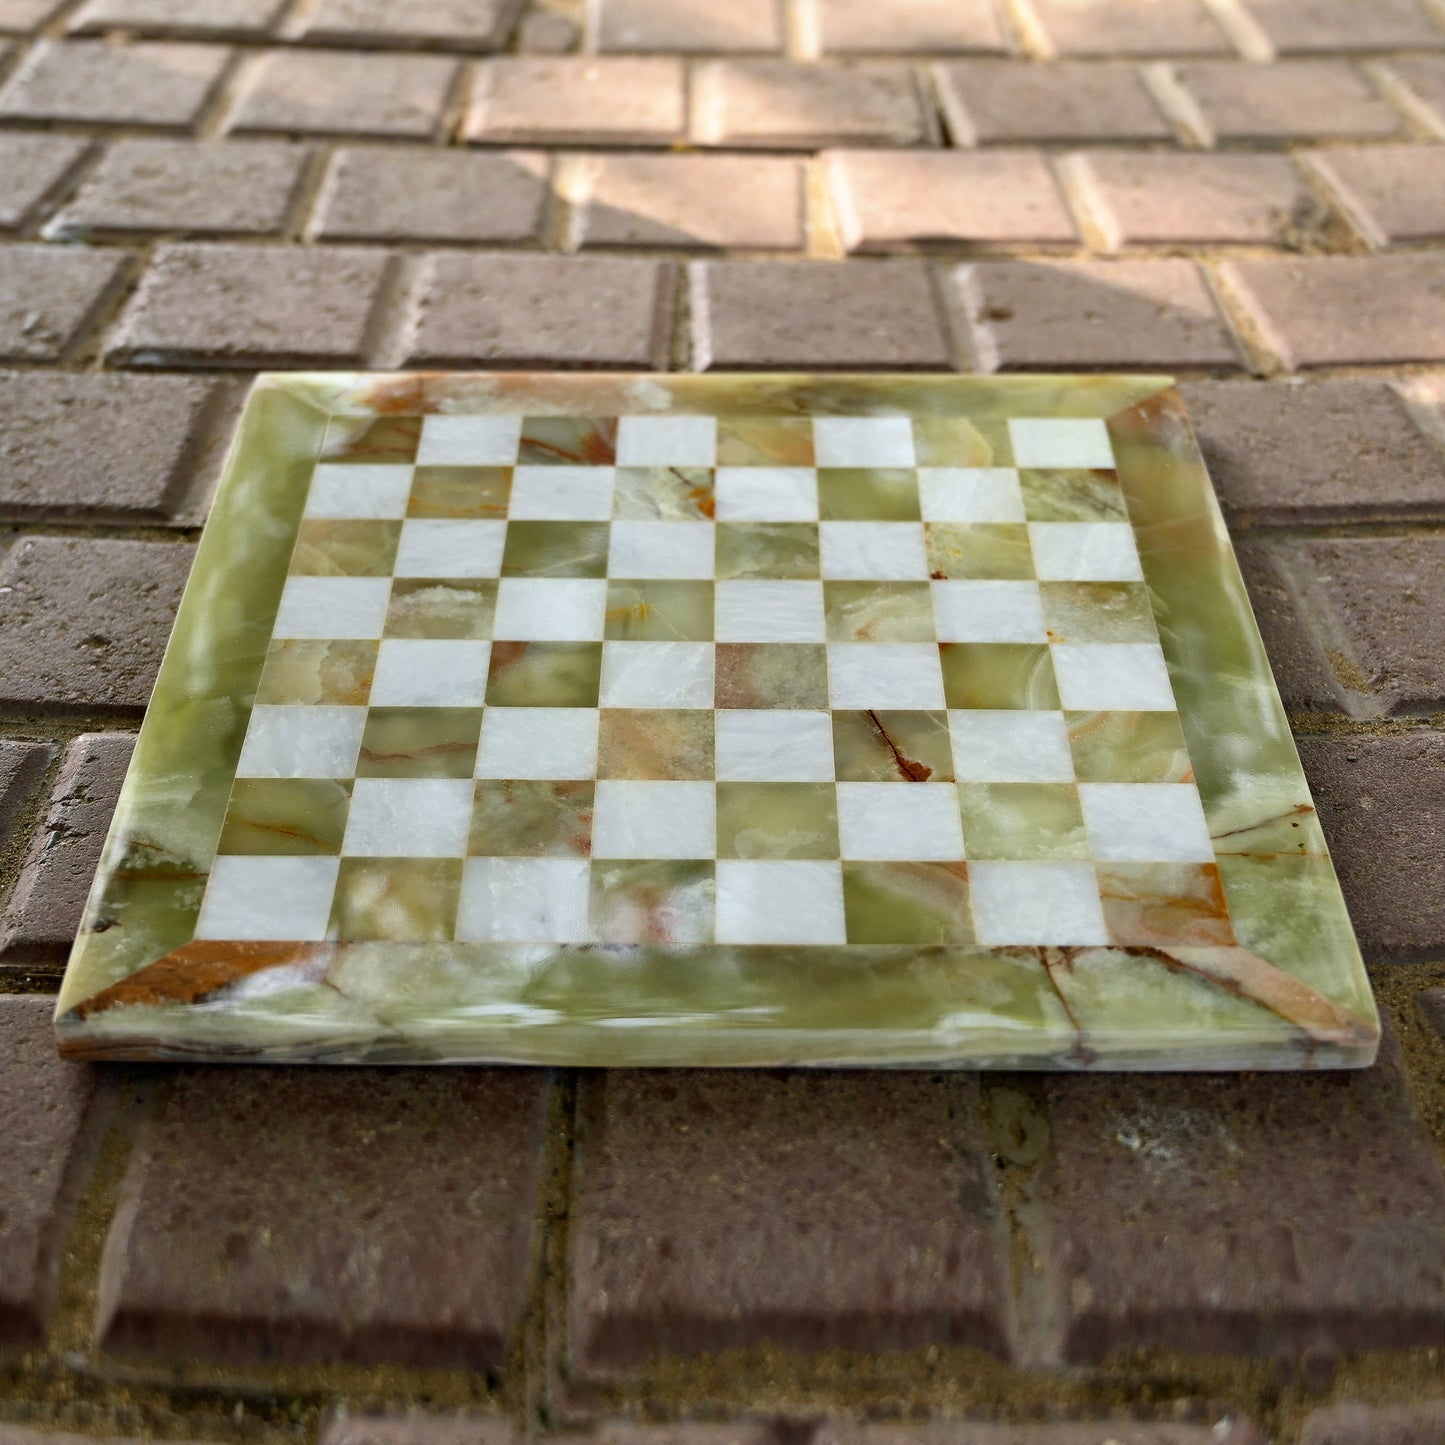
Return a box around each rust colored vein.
[1035,947,1096,1065]
[1210,803,1316,843]
[865,710,932,781]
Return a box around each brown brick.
[1021,0,1234,56]
[826,149,1077,252]
[569,1071,1006,1374]
[1,734,134,965]
[1305,144,1445,247]
[0,996,103,1345]
[1180,379,1445,525]
[517,8,577,52]
[0,244,126,363]
[817,0,1008,55]
[956,259,1241,371]
[1301,1402,1445,1445]
[1172,60,1402,144]
[402,251,674,368]
[571,153,805,251]
[97,1067,548,1367]
[1241,0,1445,53]
[935,60,1172,144]
[0,39,231,130]
[108,242,390,368]
[594,0,782,53]
[465,57,685,146]
[825,1423,1267,1445]
[0,370,227,524]
[0,1433,221,1445]
[0,133,91,230]
[1296,732,1445,962]
[1233,539,1341,715]
[0,0,65,30]
[48,139,309,240]
[321,1420,514,1445]
[299,0,523,52]
[0,536,192,713]
[691,60,933,148]
[229,48,458,140]
[1072,151,1311,248]
[691,258,950,370]
[1220,253,1445,368]
[1418,989,1445,1041]
[312,147,548,245]
[1385,54,1445,131]
[69,0,287,38]
[0,741,57,867]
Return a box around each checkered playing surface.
[198,410,1234,952]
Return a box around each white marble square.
[456,857,591,942]
[827,642,946,710]
[273,576,392,639]
[836,781,965,861]
[236,704,366,778]
[932,580,1046,643]
[608,520,715,579]
[714,710,836,782]
[509,466,615,521]
[591,780,716,859]
[716,580,827,643]
[305,464,413,520]
[818,522,927,580]
[714,467,819,522]
[813,416,916,468]
[476,707,599,779]
[1052,642,1176,711]
[1008,417,1115,470]
[1029,523,1142,582]
[417,413,522,465]
[1080,783,1215,863]
[949,710,1075,783]
[370,640,491,707]
[969,860,1108,945]
[394,519,507,578]
[917,468,1026,523]
[493,578,608,641]
[616,415,717,467]
[714,859,847,944]
[194,855,339,941]
[342,777,474,857]
[601,641,714,708]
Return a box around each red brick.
[1384,54,1445,132]
[68,0,287,38]
[691,60,934,148]
[299,0,523,52]
[0,0,65,29]
[0,134,91,230]
[1305,144,1445,247]
[956,259,1241,371]
[691,258,951,370]
[1297,732,1445,963]
[0,537,192,714]
[312,147,548,246]
[228,48,459,140]
[1220,253,1445,368]
[568,1071,1007,1374]
[1020,0,1234,56]
[1,734,135,966]
[1233,539,1342,715]
[817,0,1008,55]
[402,252,674,368]
[108,242,391,368]
[0,244,126,363]
[593,0,782,53]
[97,1067,548,1367]
[570,153,805,251]
[465,57,685,146]
[1301,1402,1445,1445]
[826,149,1077,252]
[935,60,1172,144]
[0,40,231,130]
[1171,60,1402,143]
[1179,379,1445,525]
[1241,0,1445,53]
[0,996,104,1345]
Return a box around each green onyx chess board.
[54,374,1377,1069]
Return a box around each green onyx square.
[357,708,483,778]
[1019,469,1128,522]
[926,523,1034,580]
[824,581,935,643]
[1041,582,1156,644]
[329,857,462,942]
[1067,710,1193,783]
[958,782,1088,860]
[290,519,401,577]
[716,523,820,580]
[715,643,828,709]
[716,783,839,859]
[832,709,954,782]
[407,466,511,520]
[605,581,714,640]
[817,468,920,521]
[518,415,618,466]
[486,642,602,707]
[941,643,1060,709]
[842,861,973,944]
[218,778,352,856]
[614,467,714,521]
[590,858,715,945]
[255,639,377,706]
[384,579,496,639]
[469,780,594,857]
[320,414,421,464]
[597,709,715,780]
[502,521,609,577]
[913,415,1012,468]
[717,416,815,466]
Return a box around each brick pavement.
[1,0,1445,1442]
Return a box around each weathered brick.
[465,57,685,146]
[1172,60,1402,143]
[594,0,781,53]
[1021,0,1234,56]
[691,60,933,148]
[935,60,1172,144]
[0,537,192,713]
[1220,253,1445,368]
[817,0,1008,55]
[0,1433,219,1445]
[0,39,231,130]
[1241,0,1445,53]
[228,48,458,140]
[0,0,65,30]
[827,149,1076,252]
[402,251,674,368]
[0,734,133,966]
[320,1419,514,1445]
[1305,144,1445,247]
[1420,989,1445,1041]
[0,370,227,524]
[1296,732,1445,962]
[825,1423,1267,1445]
[569,1071,1006,1374]
[1300,1402,1445,1445]
[97,1067,548,1367]
[319,1425,1268,1445]
[0,996,103,1345]
[48,139,309,240]
[691,258,950,370]
[956,259,1241,371]
[517,8,577,52]
[68,0,288,38]
[0,244,126,363]
[1180,379,1445,524]
[1385,54,1445,131]
[571,153,805,251]
[312,147,548,245]
[299,0,522,52]
[1233,539,1341,715]
[0,135,89,231]
[1072,151,1312,248]
[108,242,390,368]
[0,739,56,850]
